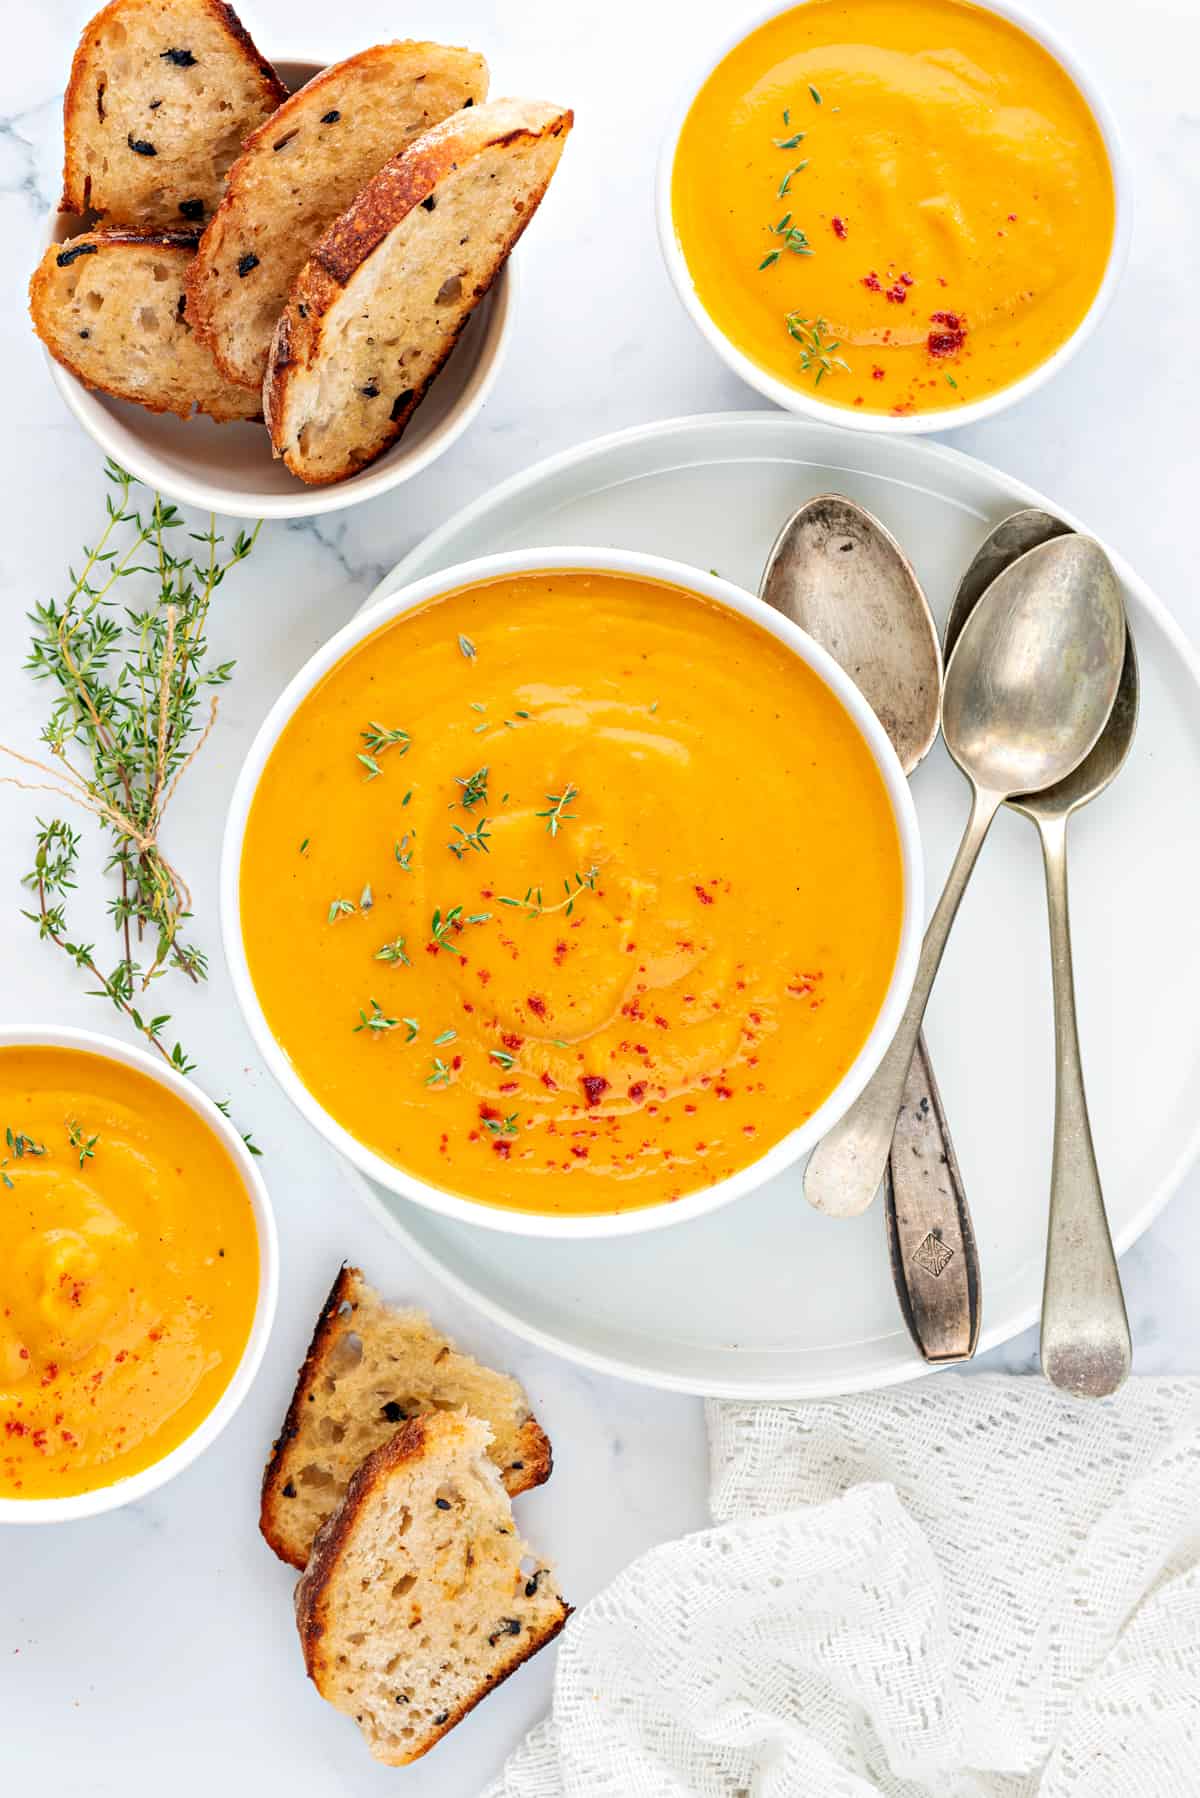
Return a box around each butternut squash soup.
[671,0,1114,416]
[239,569,903,1218]
[0,1046,259,1500]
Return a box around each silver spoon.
[761,495,980,1362]
[946,514,1138,1398]
[803,535,1127,1220]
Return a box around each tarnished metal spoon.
[803,535,1127,1220]
[947,513,1138,1399]
[761,495,980,1362]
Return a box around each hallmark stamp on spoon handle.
[885,1028,980,1362]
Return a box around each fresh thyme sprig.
[449,816,491,859]
[481,1111,519,1138]
[6,463,260,1102]
[352,1003,419,1041]
[67,1119,99,1167]
[455,766,488,810]
[375,937,410,965]
[784,314,850,385]
[498,865,600,920]
[536,785,578,837]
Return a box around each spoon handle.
[804,785,1002,1217]
[884,1028,981,1361]
[1037,812,1131,1398]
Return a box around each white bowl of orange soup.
[0,1028,277,1523]
[658,0,1130,430]
[222,549,922,1237]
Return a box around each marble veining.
[2,1,1198,1792]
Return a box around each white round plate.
[357,411,1200,1397]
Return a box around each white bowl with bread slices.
[32,5,573,518]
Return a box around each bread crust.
[263,99,573,484]
[186,41,490,388]
[61,0,287,219]
[259,1263,359,1567]
[29,228,261,421]
[259,1263,553,1568]
[294,1418,571,1765]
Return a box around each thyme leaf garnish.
[784,314,850,385]
[374,937,410,965]
[536,785,578,837]
[449,816,491,859]
[497,864,600,920]
[455,766,488,810]
[430,905,463,953]
[67,1119,99,1167]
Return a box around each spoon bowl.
[1013,632,1139,821]
[942,535,1126,797]
[761,495,941,775]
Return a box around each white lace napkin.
[485,1375,1200,1796]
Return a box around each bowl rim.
[0,1024,278,1525]
[40,56,517,522]
[654,0,1132,436]
[219,544,924,1239]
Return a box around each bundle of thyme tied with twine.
[1,460,259,1135]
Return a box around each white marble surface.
[2,0,1198,1791]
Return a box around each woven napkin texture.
[484,1375,1200,1797]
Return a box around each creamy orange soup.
[671,0,1114,416]
[240,569,903,1217]
[0,1046,259,1500]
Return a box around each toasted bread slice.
[260,1266,552,1570]
[264,96,572,485]
[30,230,261,421]
[295,1411,570,1765]
[187,42,490,390]
[61,0,287,228]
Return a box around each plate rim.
[355,409,1200,1397]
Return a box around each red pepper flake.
[694,886,714,906]
[872,365,885,380]
[581,1075,609,1107]
[40,1363,59,1387]
[451,1054,463,1071]
[715,1084,733,1100]
[885,283,907,304]
[899,271,913,286]
[570,1144,589,1159]
[527,994,547,1018]
[927,310,966,357]
[501,1032,523,1051]
[540,1071,557,1090]
[628,1082,646,1101]
[492,1139,511,1159]
[1007,213,1017,222]
[4,1420,25,1437]
[862,271,881,291]
[476,967,492,986]
[831,215,847,239]
[479,1103,501,1122]
[499,1080,519,1094]
[553,940,568,966]
[653,1015,669,1030]
[425,942,440,957]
